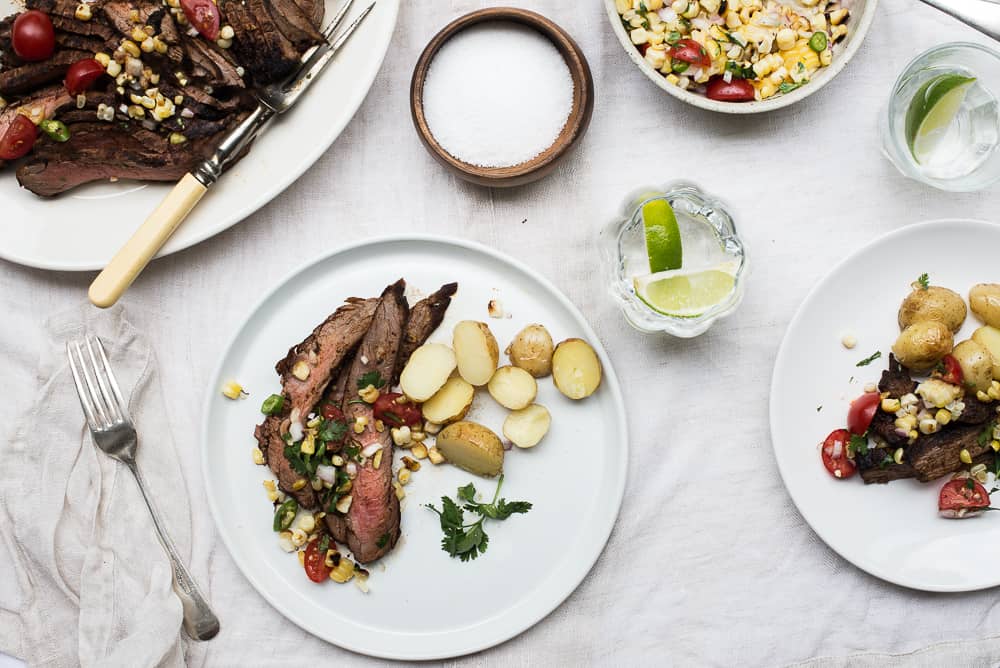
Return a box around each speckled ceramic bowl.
[604,0,878,114]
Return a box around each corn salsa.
[615,0,851,102]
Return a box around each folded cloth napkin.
[0,304,204,668]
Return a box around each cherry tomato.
[0,115,38,161]
[11,10,55,62]
[938,354,964,386]
[180,0,220,41]
[705,76,756,102]
[373,392,422,428]
[670,38,711,67]
[939,478,991,519]
[303,538,332,582]
[64,58,105,96]
[821,429,856,480]
[847,391,881,436]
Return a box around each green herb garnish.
[856,351,882,367]
[317,417,347,444]
[725,61,754,79]
[357,371,386,389]
[284,444,317,479]
[848,433,869,457]
[261,393,285,415]
[376,533,389,549]
[779,81,806,94]
[425,475,531,562]
[978,420,996,448]
[917,273,930,290]
[879,454,894,469]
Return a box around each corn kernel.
[75,3,92,20]
[278,531,295,552]
[297,514,316,534]
[300,431,315,455]
[290,528,307,547]
[353,416,368,434]
[263,479,277,492]
[960,449,973,465]
[140,37,155,53]
[131,27,147,42]
[411,430,426,442]
[358,384,379,403]
[881,398,901,413]
[329,557,355,583]
[919,418,939,435]
[297,550,305,566]
[94,52,110,68]
[220,24,235,40]
[393,479,405,500]
[935,409,952,426]
[391,426,412,446]
[106,60,122,77]
[169,132,187,145]
[121,40,141,58]
[993,440,1000,453]
[216,37,232,49]
[423,421,441,435]
[335,494,353,513]
[252,447,264,465]
[291,360,310,381]
[893,448,904,465]
[397,468,411,485]
[630,27,648,45]
[373,448,383,470]
[411,443,428,460]
[427,446,445,465]
[830,8,848,25]
[331,455,345,467]
[292,478,307,491]
[222,380,247,399]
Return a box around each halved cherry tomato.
[373,392,422,428]
[669,38,711,67]
[821,429,856,480]
[65,58,105,96]
[939,354,964,386]
[939,478,991,519]
[847,391,881,436]
[11,10,55,62]
[705,76,756,102]
[303,538,332,582]
[0,115,38,160]
[180,0,220,41]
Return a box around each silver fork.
[89,0,377,309]
[67,336,220,641]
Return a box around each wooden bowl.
[410,7,594,188]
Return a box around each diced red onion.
[691,17,710,30]
[502,440,513,452]
[181,108,195,119]
[346,461,357,478]
[723,70,733,83]
[658,8,677,21]
[831,440,843,458]
[316,464,337,484]
[361,443,381,458]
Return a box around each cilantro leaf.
[856,351,882,367]
[425,475,530,562]
[979,420,996,448]
[376,533,390,549]
[847,433,869,457]
[317,418,347,443]
[779,81,805,94]
[917,273,930,290]
[457,482,477,502]
[357,371,386,389]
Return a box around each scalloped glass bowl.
[604,183,748,337]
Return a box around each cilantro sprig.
[856,351,882,367]
[916,273,930,290]
[425,475,531,562]
[357,371,386,389]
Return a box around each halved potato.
[506,324,554,378]
[972,325,1000,380]
[421,377,474,424]
[453,320,499,386]
[399,343,456,402]
[952,339,993,392]
[436,421,504,477]
[970,284,1000,328]
[487,365,537,410]
[552,338,602,400]
[503,404,551,449]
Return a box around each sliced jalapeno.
[39,119,70,142]
[273,497,297,531]
[808,31,828,53]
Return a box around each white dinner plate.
[771,219,1000,592]
[202,235,629,658]
[0,0,398,271]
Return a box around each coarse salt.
[422,22,574,168]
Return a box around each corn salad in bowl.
[607,0,877,113]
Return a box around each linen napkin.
[0,304,204,668]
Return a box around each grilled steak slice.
[957,395,997,425]
[393,282,458,383]
[0,49,90,95]
[16,122,203,196]
[879,354,917,398]
[869,408,908,448]
[25,0,83,18]
[51,14,116,40]
[184,39,245,88]
[327,280,409,563]
[275,297,379,425]
[222,0,303,84]
[0,86,73,137]
[267,0,324,47]
[255,415,317,507]
[906,423,992,482]
[294,0,324,29]
[857,446,915,484]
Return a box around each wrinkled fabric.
[3,0,1000,666]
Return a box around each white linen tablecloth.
[4,0,1000,665]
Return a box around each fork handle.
[88,173,208,309]
[127,460,221,641]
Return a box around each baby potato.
[952,339,993,392]
[898,285,967,332]
[503,404,551,449]
[892,320,954,371]
[435,421,504,477]
[971,325,1000,380]
[399,343,456,402]
[421,377,475,424]
[970,284,1000,328]
[552,338,603,400]
[488,366,538,410]
[505,324,554,378]
[453,320,499,386]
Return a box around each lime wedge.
[642,199,682,273]
[633,264,737,318]
[905,73,976,164]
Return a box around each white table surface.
[5,1,1000,666]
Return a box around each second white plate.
[202,235,629,658]
[771,219,1000,592]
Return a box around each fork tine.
[329,2,374,51]
[323,0,355,41]
[85,337,122,425]
[94,337,129,420]
[72,340,111,428]
[67,341,100,429]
